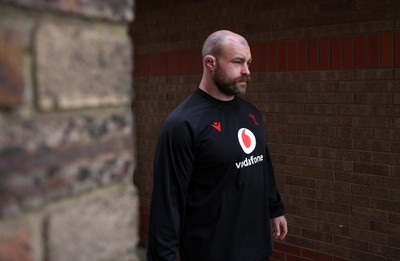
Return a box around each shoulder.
[236,96,263,119]
[161,91,214,133]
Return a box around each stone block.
[0,109,134,216]
[0,0,134,22]
[35,21,132,111]
[0,109,133,153]
[0,27,24,108]
[0,222,33,261]
[0,149,134,217]
[46,186,140,261]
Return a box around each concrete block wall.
[0,1,140,260]
[132,1,400,261]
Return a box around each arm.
[265,144,288,240]
[147,121,195,261]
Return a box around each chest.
[195,107,265,170]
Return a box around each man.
[147,30,287,261]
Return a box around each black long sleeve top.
[147,88,285,261]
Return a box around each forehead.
[220,37,251,60]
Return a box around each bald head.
[201,30,249,60]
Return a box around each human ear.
[204,55,216,70]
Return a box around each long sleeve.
[147,120,195,261]
[265,143,285,219]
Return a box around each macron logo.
[211,121,221,132]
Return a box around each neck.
[199,78,234,101]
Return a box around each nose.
[241,63,250,75]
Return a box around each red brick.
[268,41,277,71]
[342,35,354,69]
[274,242,301,256]
[302,248,333,261]
[271,250,286,261]
[355,34,367,68]
[320,37,330,70]
[258,43,268,72]
[287,255,311,261]
[333,257,351,261]
[138,53,149,76]
[395,32,400,67]
[278,40,287,71]
[179,49,193,75]
[367,33,379,68]
[308,38,319,70]
[250,44,259,72]
[148,52,159,76]
[287,40,297,71]
[0,27,24,108]
[192,48,202,74]
[298,39,308,70]
[331,36,342,70]
[167,50,179,76]
[380,32,393,67]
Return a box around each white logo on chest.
[237,128,256,154]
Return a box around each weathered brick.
[0,109,132,155]
[314,241,349,259]
[349,250,386,261]
[317,201,350,215]
[389,212,400,224]
[284,235,315,250]
[353,117,391,128]
[353,162,390,176]
[334,235,369,252]
[351,206,388,221]
[1,150,133,217]
[350,228,387,245]
[369,243,400,260]
[35,22,131,111]
[0,26,23,108]
[351,184,389,199]
[46,187,139,261]
[372,152,400,165]
[353,140,391,152]
[337,127,372,139]
[0,222,33,261]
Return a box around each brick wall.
[132,1,400,260]
[0,1,141,260]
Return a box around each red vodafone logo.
[237,128,256,154]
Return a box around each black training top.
[147,88,285,261]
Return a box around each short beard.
[213,67,251,96]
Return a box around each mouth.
[237,82,247,88]
[237,76,251,84]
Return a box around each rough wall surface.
[35,22,132,111]
[132,1,400,261]
[0,1,138,260]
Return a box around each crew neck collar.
[195,88,239,107]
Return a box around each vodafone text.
[235,155,264,169]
